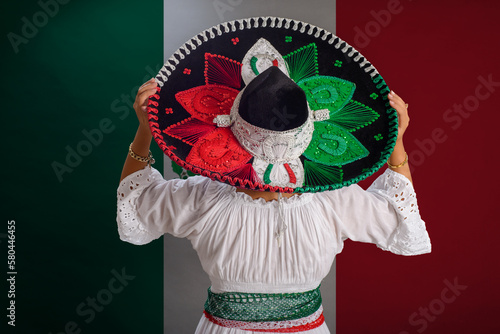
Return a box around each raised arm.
[328,91,430,255]
[119,78,157,182]
[387,91,412,183]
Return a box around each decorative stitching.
[303,160,343,187]
[230,88,315,164]
[163,117,216,146]
[368,169,431,255]
[116,168,164,245]
[186,128,252,173]
[298,76,355,114]
[303,123,369,167]
[225,163,260,185]
[150,17,398,193]
[283,163,297,184]
[242,38,289,85]
[326,100,380,132]
[203,310,325,332]
[154,17,381,86]
[264,164,274,184]
[205,53,242,89]
[283,43,319,83]
[175,84,239,124]
[253,158,304,189]
[204,287,322,323]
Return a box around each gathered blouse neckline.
[222,182,316,207]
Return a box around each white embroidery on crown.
[314,109,330,121]
[226,38,331,188]
[252,158,304,188]
[213,114,232,127]
[262,135,295,161]
[230,88,314,165]
[241,38,290,85]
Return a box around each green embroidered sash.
[204,286,322,322]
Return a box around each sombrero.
[148,17,398,193]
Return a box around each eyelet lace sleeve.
[117,167,224,246]
[116,167,164,245]
[367,169,431,255]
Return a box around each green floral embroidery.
[311,84,338,104]
[303,123,369,166]
[304,160,343,187]
[326,100,379,132]
[237,40,396,192]
[318,133,347,155]
[298,76,355,114]
[283,43,319,83]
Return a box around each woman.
[117,18,431,333]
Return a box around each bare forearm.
[387,139,412,183]
[119,78,157,183]
[120,124,153,182]
[386,90,412,183]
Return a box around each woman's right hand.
[133,78,158,129]
[120,79,157,182]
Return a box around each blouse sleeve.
[333,168,431,256]
[116,166,218,245]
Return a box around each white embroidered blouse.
[116,166,431,334]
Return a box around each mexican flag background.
[2,0,499,333]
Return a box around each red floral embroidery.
[226,163,260,185]
[183,68,191,75]
[155,53,276,188]
[164,118,216,146]
[205,53,242,89]
[231,37,239,45]
[165,108,173,114]
[186,128,251,172]
[175,84,239,124]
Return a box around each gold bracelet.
[387,152,408,168]
[129,143,155,165]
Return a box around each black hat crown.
[239,67,308,131]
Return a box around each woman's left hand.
[387,91,412,182]
[388,90,409,142]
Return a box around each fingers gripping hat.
[148,17,398,193]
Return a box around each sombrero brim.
[148,17,398,193]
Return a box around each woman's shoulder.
[314,183,365,199]
[175,175,235,201]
